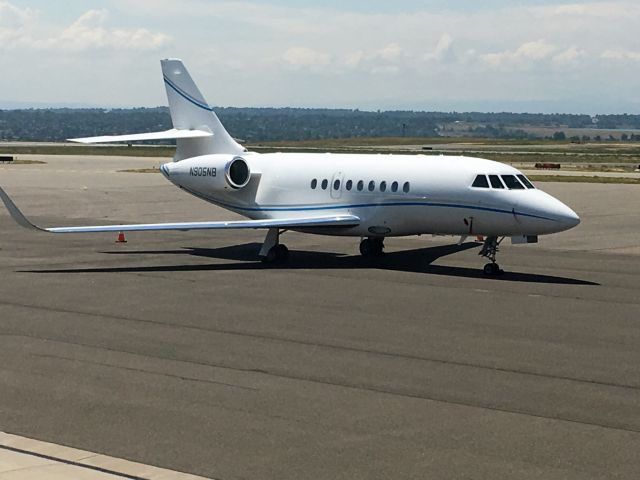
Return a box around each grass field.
[0,159,47,165]
[0,144,175,157]
[2,139,640,168]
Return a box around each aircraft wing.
[0,186,359,233]
[68,128,213,144]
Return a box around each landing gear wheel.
[261,244,289,264]
[360,238,384,257]
[483,263,503,276]
[479,236,505,275]
[275,244,289,261]
[359,239,373,256]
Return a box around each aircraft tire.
[261,244,289,264]
[483,263,503,276]
[372,238,384,255]
[359,239,373,256]
[275,244,289,261]
[360,238,384,257]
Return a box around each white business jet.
[0,59,580,275]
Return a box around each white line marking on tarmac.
[0,432,212,479]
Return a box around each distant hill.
[1,107,639,142]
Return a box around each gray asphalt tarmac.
[1,155,640,480]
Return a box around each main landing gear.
[259,228,289,263]
[359,237,384,257]
[479,236,505,276]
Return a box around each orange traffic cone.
[116,231,127,243]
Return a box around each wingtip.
[0,186,45,231]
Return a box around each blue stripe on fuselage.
[179,187,556,222]
[226,202,556,221]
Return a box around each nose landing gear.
[479,236,505,275]
[359,237,385,257]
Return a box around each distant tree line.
[426,111,594,128]
[1,107,639,142]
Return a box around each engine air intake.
[226,157,250,189]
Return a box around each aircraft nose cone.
[526,191,581,234]
[563,207,580,229]
[552,199,580,231]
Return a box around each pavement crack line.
[3,332,640,437]
[32,352,259,392]
[1,298,639,393]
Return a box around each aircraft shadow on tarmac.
[25,242,599,285]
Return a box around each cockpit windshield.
[500,175,525,189]
[471,173,536,190]
[471,175,489,188]
[489,175,504,189]
[517,174,535,189]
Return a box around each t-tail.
[69,59,245,160]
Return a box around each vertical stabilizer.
[161,59,244,160]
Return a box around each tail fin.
[161,59,245,160]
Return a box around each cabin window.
[488,175,504,189]
[380,181,387,192]
[501,175,525,189]
[346,180,353,191]
[310,179,317,189]
[368,180,375,192]
[403,181,410,193]
[517,174,535,189]
[321,179,328,190]
[357,180,364,191]
[391,181,398,192]
[333,179,341,190]
[471,175,489,188]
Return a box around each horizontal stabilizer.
[0,186,359,233]
[68,128,213,144]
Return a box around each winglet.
[0,186,45,231]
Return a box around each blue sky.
[2,0,639,113]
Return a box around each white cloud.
[326,44,410,76]
[282,47,332,70]
[280,43,412,76]
[377,43,403,61]
[343,50,365,68]
[49,10,170,51]
[528,2,640,18]
[481,40,558,68]
[2,0,640,112]
[0,0,33,25]
[0,4,170,52]
[424,33,455,62]
[552,47,585,65]
[601,50,640,61]
[0,1,36,47]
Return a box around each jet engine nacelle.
[225,156,251,189]
[162,154,253,192]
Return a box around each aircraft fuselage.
[161,152,580,238]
